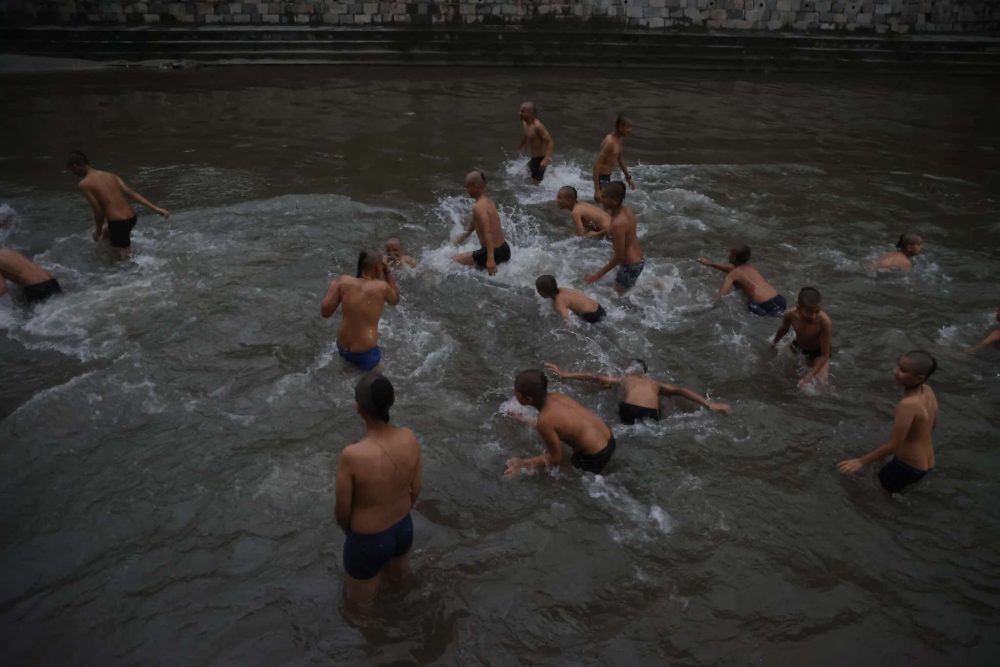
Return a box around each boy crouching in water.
[837,351,938,494]
[535,274,606,324]
[505,369,616,477]
[772,287,833,388]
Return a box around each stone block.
[776,0,791,9]
[354,12,372,22]
[833,12,846,21]
[874,21,888,31]
[203,13,221,22]
[710,8,726,19]
[339,13,354,23]
[856,12,871,23]
[649,0,666,7]
[233,13,251,22]
[363,2,378,14]
[815,0,831,11]
[797,10,818,21]
[874,3,890,13]
[706,18,722,27]
[627,5,643,17]
[767,16,784,28]
[144,12,160,21]
[723,18,753,27]
[264,13,281,21]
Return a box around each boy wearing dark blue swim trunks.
[838,351,939,494]
[505,369,617,477]
[583,181,645,295]
[698,244,786,317]
[335,374,422,608]
[322,250,400,372]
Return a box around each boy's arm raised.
[838,401,916,473]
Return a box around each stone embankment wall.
[2,0,998,33]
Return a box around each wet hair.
[626,358,648,374]
[515,369,548,404]
[356,249,380,278]
[67,150,89,168]
[730,244,751,266]
[558,186,578,202]
[615,113,631,130]
[896,232,921,251]
[355,372,394,422]
[535,274,558,298]
[603,181,626,203]
[798,287,822,308]
[900,350,938,383]
[521,101,537,116]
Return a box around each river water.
[1,67,999,665]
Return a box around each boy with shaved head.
[556,186,611,239]
[453,170,510,276]
[876,232,923,272]
[583,181,644,294]
[505,368,616,477]
[838,350,939,493]
[321,249,400,371]
[518,101,554,183]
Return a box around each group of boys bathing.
[0,123,992,611]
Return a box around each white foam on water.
[0,202,19,242]
[583,474,674,544]
[120,380,166,415]
[7,369,101,418]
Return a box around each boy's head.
[729,244,751,266]
[465,170,487,197]
[514,369,548,407]
[601,181,627,209]
[356,249,382,278]
[535,274,559,299]
[797,287,822,320]
[895,232,923,257]
[895,350,938,387]
[624,358,648,376]
[355,372,394,422]
[518,101,537,121]
[384,237,403,258]
[614,113,633,136]
[67,150,89,176]
[556,186,578,210]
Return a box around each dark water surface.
[1,67,999,666]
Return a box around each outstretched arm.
[697,257,734,273]
[320,278,342,318]
[118,177,169,217]
[544,362,620,387]
[772,312,793,347]
[505,421,563,477]
[838,401,916,473]
[659,383,731,413]
[968,328,1000,354]
[717,271,737,297]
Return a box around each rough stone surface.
[0,0,997,33]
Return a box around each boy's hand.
[543,362,562,378]
[504,458,523,477]
[486,259,497,276]
[696,257,711,266]
[583,272,600,284]
[155,207,170,218]
[798,376,812,389]
[708,402,731,414]
[92,228,104,242]
[837,458,864,474]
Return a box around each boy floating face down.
[771,287,833,388]
[837,351,939,494]
[505,369,617,477]
[545,359,730,425]
[697,244,787,317]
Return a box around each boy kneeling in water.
[535,274,606,323]
[545,359,730,425]
[771,287,833,388]
[505,369,616,477]
[837,351,938,494]
[698,244,786,316]
[335,374,423,608]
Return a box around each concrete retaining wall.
[2,0,998,34]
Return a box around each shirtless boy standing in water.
[506,369,617,476]
[584,182,644,294]
[556,186,611,239]
[453,171,510,276]
[518,102,554,184]
[535,274,606,324]
[335,373,422,609]
[321,250,400,371]
[698,244,787,316]
[545,360,730,425]
[67,150,169,260]
[876,232,923,272]
[838,350,939,494]
[593,114,636,202]
[772,287,833,388]
[0,248,62,304]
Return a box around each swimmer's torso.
[897,385,938,471]
[80,170,135,221]
[337,277,389,352]
[539,393,611,456]
[344,426,420,534]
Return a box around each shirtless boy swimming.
[584,182,644,294]
[505,368,616,476]
[384,237,418,270]
[837,350,939,494]
[0,248,62,304]
[535,274,606,323]
[335,373,422,609]
[968,308,1000,353]
[772,287,833,387]
[698,244,787,316]
[593,114,635,202]
[321,250,400,371]
[67,150,169,260]
[556,186,611,239]
[518,102,554,184]
[452,171,510,276]
[545,359,731,425]
[876,232,923,272]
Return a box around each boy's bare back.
[729,265,778,304]
[787,307,832,350]
[79,169,135,221]
[538,393,611,456]
[474,196,505,247]
[895,385,938,470]
[553,288,600,318]
[342,426,421,534]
